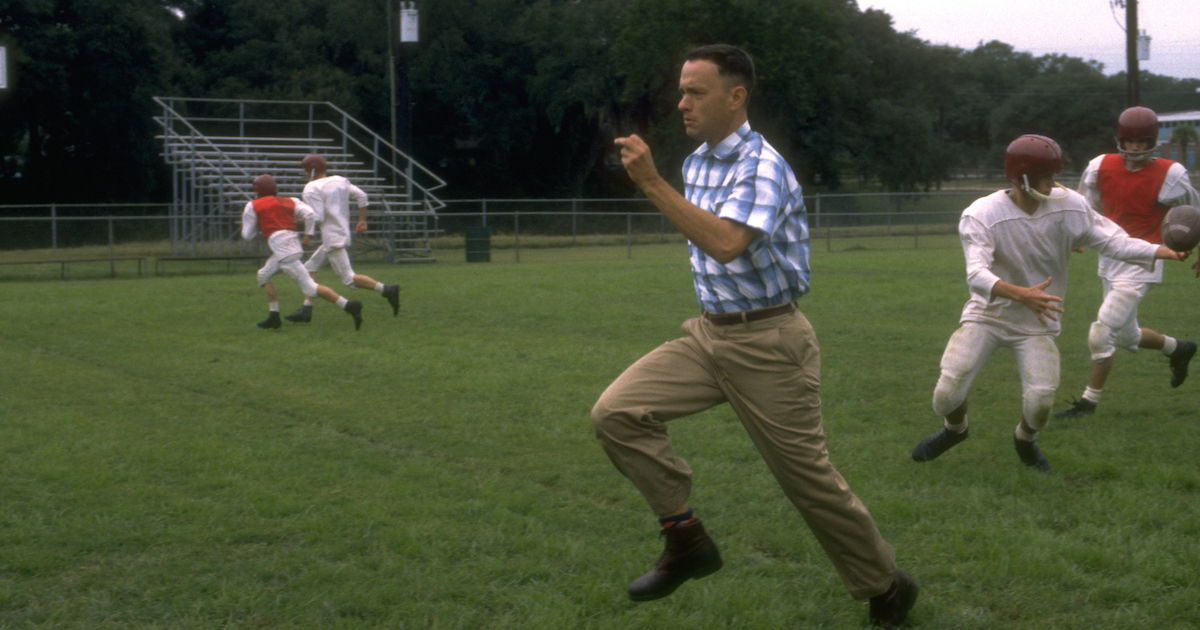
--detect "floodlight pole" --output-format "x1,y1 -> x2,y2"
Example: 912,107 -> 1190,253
388,1 -> 396,187
1125,0 -> 1139,106
395,1 -> 418,202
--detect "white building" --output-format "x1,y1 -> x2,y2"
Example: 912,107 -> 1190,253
1157,110 -> 1200,168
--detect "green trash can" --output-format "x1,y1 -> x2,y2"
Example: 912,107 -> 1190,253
465,226 -> 491,263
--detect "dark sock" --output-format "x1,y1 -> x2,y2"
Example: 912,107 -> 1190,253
659,508 -> 698,529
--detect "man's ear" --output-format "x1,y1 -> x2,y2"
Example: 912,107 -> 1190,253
728,85 -> 747,111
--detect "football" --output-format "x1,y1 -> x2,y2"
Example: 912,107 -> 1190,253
1161,205 -> 1200,252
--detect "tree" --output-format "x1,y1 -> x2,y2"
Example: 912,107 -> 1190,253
609,0 -> 850,190
1169,125 -> 1198,167
0,0 -> 179,203
835,8 -> 959,190
987,54 -> 1119,173
170,0 -> 389,125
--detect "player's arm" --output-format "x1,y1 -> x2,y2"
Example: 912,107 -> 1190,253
1160,164 -> 1200,208
355,206 -> 368,234
990,278 -> 1063,324
350,183 -> 370,234
293,199 -> 317,247
292,200 -> 317,236
1154,246 -> 1189,261
1083,210 -> 1188,265
615,134 -> 758,263
240,202 -> 258,240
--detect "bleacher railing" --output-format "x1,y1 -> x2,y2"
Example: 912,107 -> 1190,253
153,97 -> 446,261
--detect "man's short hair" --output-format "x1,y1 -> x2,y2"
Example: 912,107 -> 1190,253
686,44 -> 755,98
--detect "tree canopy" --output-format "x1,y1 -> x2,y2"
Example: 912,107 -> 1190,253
1,0 -> 1198,203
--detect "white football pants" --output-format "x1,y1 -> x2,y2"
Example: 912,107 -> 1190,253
932,323 -> 1060,431
1088,279 -> 1151,362
304,244 -> 357,286
258,231 -> 320,297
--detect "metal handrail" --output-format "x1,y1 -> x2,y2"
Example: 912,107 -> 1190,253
152,96 -> 446,198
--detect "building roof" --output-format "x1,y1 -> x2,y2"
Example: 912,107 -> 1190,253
1159,111 -> 1200,123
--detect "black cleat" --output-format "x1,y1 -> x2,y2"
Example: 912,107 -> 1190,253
869,570 -> 919,629
911,426 -> 968,462
284,304 -> 313,323
382,284 -> 401,316
1169,340 -> 1196,388
345,300 -> 363,330
256,311 -> 282,329
1014,436 -> 1050,472
1054,398 -> 1096,419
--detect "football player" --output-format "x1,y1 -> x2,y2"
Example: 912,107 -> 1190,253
911,135 -> 1188,471
282,154 -> 401,323
241,174 -> 363,330
1056,107 -> 1200,418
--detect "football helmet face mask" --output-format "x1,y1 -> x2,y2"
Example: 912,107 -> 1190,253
301,154 -> 327,180
252,174 -> 277,198
1005,135 -> 1068,201
1116,106 -> 1159,161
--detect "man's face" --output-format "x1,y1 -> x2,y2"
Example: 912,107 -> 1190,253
678,59 -> 737,146
1120,138 -> 1155,163
1028,172 -> 1057,197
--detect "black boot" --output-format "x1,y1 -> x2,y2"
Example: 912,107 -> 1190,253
345,300 -> 363,330
256,311 -> 282,329
284,304 -> 313,323
627,520 -> 723,601
869,570 -> 919,628
382,284 -> 401,316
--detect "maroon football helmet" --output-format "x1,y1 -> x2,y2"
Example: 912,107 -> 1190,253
1005,135 -> 1066,202
301,154 -> 327,178
1116,106 -> 1159,161
252,174 -> 277,198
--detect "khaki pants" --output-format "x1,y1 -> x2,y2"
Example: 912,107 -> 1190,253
591,308 -> 897,599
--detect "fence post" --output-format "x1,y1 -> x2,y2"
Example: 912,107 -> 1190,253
572,198 -> 578,245
887,194 -> 894,236
514,211 -> 520,263
914,212 -> 919,249
51,203 -> 58,257
627,212 -> 633,259
482,199 -> 488,228
818,194 -> 831,253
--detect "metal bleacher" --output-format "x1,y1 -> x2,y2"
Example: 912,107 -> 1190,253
154,97 -> 447,263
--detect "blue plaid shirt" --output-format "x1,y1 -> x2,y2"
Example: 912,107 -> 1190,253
683,122 -> 810,313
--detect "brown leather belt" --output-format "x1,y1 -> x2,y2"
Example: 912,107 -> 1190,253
702,302 -> 795,326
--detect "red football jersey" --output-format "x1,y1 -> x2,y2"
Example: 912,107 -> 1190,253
250,196 -> 297,239
1097,154 -> 1175,243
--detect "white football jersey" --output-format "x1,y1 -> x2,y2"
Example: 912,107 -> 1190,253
303,175 -> 369,248
957,188 -> 1158,337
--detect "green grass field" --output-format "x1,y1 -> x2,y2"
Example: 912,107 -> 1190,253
1,242 -> 1198,629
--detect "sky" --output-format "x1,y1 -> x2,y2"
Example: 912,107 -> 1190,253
863,0 -> 1200,85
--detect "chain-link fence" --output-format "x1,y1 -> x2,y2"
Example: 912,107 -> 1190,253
0,190 -> 1005,268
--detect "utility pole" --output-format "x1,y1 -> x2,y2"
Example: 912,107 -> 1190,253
398,1 -> 417,200
1125,0 -> 1139,106
389,1 -> 419,198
